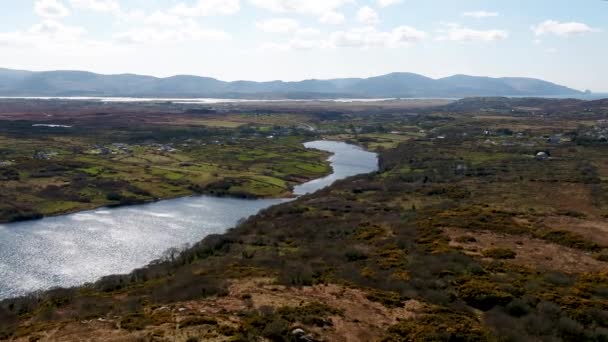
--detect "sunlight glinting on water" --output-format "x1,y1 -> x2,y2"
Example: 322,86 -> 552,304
0,141 -> 377,299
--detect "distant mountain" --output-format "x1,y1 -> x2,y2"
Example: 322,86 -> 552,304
0,68 -> 583,98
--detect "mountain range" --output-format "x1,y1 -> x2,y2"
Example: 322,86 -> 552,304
0,68 -> 584,99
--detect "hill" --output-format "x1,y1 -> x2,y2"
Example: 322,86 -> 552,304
0,68 -> 582,98
1,102 -> 607,341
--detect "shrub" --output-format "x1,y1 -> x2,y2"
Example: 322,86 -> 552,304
179,316 -> 218,328
458,279 -> 514,311
383,310 -> 492,341
593,250 -> 608,262
277,302 -> 342,326
0,307 -> 16,340
345,248 -> 368,262
236,303 -> 341,341
543,272 -> 575,287
482,248 -> 516,260
261,318 -> 289,340
120,314 -> 153,331
366,289 -> 408,308
540,230 -> 600,252
106,192 -> 123,201
456,235 -> 477,243
505,299 -> 531,317
556,210 -> 587,219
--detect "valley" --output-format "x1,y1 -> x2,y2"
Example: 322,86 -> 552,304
1,97 -> 607,341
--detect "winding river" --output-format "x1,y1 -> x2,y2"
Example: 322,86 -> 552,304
0,141 -> 378,300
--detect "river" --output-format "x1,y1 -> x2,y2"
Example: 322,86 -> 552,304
0,141 -> 377,299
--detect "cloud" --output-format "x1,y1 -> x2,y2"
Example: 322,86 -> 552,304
30,19 -> 85,39
533,20 -> 598,36
113,21 -> 231,44
0,19 -> 86,48
356,6 -> 379,25
250,0 -> 352,24
295,27 -> 321,36
170,0 -> 240,17
331,26 -> 427,48
68,0 -> 120,13
437,24 -> 508,42
377,0 -> 402,8
35,0 -> 70,18
249,0 -> 352,13
113,9 -> 187,30
261,37 -> 329,51
462,11 -> 499,19
144,11 -> 185,27
319,12 -> 345,25
260,25 -> 427,51
256,18 -> 300,33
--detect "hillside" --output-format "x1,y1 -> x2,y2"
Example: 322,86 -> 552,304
0,68 -> 582,98
1,101 -> 607,341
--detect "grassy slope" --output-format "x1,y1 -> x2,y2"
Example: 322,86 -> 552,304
2,110 -> 608,341
0,131 -> 332,223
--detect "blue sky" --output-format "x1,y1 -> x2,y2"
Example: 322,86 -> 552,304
1,0 -> 607,91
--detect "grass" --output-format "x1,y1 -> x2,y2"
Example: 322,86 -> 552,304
0,120 -> 332,222
1,98 -> 608,341
37,201 -> 83,215
482,248 -> 517,259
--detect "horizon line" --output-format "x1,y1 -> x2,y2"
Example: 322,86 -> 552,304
1,66 -> 595,92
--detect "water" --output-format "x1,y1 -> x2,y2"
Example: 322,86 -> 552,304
0,96 -> 399,104
0,141 -> 377,299
1,94 -> 605,103
294,141 -> 378,195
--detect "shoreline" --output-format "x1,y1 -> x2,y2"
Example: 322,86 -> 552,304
0,140 -> 376,300
0,144 -> 336,225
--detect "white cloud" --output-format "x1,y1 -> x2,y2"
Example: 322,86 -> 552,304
144,11 -> 184,27
319,12 -> 345,25
533,20 -> 598,37
356,6 -> 379,25
105,5 -> 234,44
261,37 -> 329,51
35,0 -> 70,18
113,21 -> 231,44
462,11 -> 499,19
113,9 -> 186,29
0,20 -> 86,47
249,0 -> 352,13
256,18 -> 300,33
295,27 -> 321,36
250,0 -> 352,24
331,26 -> 427,48
170,0 -> 240,17
377,0 -> 402,8
260,25 -> 427,51
68,0 -> 120,13
30,19 -> 85,39
437,24 -> 508,42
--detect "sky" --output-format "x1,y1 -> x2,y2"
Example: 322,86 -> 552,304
1,0 -> 607,92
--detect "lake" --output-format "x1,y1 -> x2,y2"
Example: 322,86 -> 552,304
0,96 -> 399,103
0,141 -> 377,299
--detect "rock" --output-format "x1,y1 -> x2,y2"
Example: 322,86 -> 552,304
292,328 -> 306,336
535,151 -> 549,160
292,329 -> 317,342
300,335 -> 317,342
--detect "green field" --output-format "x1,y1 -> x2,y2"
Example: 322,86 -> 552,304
0,112 -> 332,222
